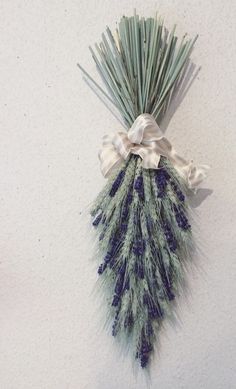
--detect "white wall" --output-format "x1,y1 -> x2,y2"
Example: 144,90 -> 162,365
0,1 -> 236,388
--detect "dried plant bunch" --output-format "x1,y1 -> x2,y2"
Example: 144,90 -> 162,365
78,13 -> 207,369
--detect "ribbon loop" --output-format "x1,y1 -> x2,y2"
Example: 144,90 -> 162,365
99,113 -> 209,189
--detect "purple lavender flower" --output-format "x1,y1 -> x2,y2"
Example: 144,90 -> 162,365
155,168 -> 169,198
121,206 -> 129,220
126,191 -> 133,205
97,263 -> 107,275
104,252 -> 112,264
140,353 -> 149,368
167,289 -> 175,301
97,251 -> 113,275
133,238 -> 146,256
137,331 -> 153,368
99,232 -> 104,241
120,222 -> 128,233
141,339 -> 153,354
119,187 -> 133,234
105,236 -> 120,264
123,276 -> 130,291
134,175 -> 144,200
110,235 -> 121,255
111,294 -> 120,307
109,170 -> 125,197
159,265 -> 175,301
162,222 -> 177,252
146,217 -> 154,236
143,292 -> 163,318
124,311 -> 133,328
114,274 -> 124,296
112,323 -> 118,337
118,260 -> 126,276
146,321 -> 153,336
112,310 -> 119,336
108,257 -> 116,269
92,212 -> 102,226
174,205 -> 191,230
122,189 -> 133,216
134,261 -> 145,279
171,181 -> 185,202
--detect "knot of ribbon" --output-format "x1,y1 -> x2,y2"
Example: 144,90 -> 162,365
99,113 -> 209,189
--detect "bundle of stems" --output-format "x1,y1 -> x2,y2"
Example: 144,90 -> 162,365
78,12 -> 197,127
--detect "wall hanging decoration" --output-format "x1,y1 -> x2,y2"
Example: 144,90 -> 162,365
78,12 -> 209,368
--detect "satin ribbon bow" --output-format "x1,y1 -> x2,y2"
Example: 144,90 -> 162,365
99,113 -> 209,189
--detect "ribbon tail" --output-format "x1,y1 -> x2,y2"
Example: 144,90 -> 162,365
99,132 -> 132,178
99,145 -> 124,178
187,163 -> 210,189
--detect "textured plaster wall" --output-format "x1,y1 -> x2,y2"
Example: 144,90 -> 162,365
0,1 -> 236,388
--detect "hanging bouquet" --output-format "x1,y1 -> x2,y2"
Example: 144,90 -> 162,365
78,12 -> 209,368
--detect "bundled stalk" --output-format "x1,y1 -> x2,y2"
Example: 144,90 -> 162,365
78,13 -> 208,368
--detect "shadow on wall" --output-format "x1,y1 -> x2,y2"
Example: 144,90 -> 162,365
159,59 -> 201,132
159,59 -> 213,207
189,188 -> 213,208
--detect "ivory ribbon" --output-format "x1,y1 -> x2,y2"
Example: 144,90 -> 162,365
99,113 -> 209,189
